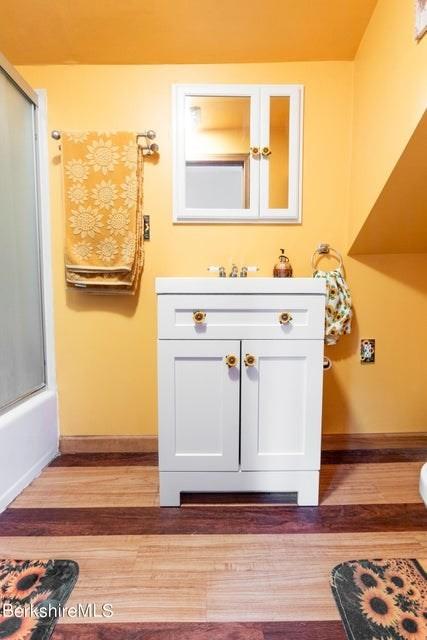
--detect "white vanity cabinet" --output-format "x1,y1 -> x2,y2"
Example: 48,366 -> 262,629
156,278 -> 326,506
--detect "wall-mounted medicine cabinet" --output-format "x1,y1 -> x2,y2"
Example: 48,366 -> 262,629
172,84 -> 303,223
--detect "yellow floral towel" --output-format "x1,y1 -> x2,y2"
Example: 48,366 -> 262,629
62,131 -> 144,293
313,268 -> 352,345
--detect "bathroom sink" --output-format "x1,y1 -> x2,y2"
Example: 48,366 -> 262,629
155,277 -> 325,295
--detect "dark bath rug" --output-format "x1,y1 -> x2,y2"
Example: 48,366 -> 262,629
331,559 -> 427,640
0,559 -> 79,640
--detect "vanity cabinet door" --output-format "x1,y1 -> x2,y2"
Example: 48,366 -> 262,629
158,340 -> 240,471
240,340 -> 323,471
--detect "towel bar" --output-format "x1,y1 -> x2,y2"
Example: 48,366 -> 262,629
51,129 -> 159,155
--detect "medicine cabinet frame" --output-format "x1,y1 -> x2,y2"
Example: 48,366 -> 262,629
172,83 -> 303,223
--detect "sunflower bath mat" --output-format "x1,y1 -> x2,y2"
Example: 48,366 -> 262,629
0,559 -> 79,640
331,559 -> 427,640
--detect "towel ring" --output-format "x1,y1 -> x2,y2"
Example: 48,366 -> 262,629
311,243 -> 343,271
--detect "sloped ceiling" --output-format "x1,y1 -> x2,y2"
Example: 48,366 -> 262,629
0,0 -> 377,65
349,112 -> 427,255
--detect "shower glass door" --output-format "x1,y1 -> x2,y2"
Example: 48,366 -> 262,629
0,65 -> 46,411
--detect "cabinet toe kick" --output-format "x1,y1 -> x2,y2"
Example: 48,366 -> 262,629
159,471 -> 320,508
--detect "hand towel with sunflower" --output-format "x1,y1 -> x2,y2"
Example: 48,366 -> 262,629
62,131 -> 144,293
313,268 -> 352,345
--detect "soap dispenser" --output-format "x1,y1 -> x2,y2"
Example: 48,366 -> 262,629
273,249 -> 293,278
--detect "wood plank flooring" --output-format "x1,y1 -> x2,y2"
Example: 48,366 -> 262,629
0,442 -> 425,639
321,432 -> 427,449
2,503 -> 427,535
51,621 -> 347,639
9,461 -> 424,508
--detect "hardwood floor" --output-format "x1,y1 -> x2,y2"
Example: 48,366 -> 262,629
9,461 -> 424,508
321,432 -> 427,450
51,621 -> 347,639
2,503 -> 427,535
321,447 -> 427,463
50,452 -> 159,467
0,443 -> 425,639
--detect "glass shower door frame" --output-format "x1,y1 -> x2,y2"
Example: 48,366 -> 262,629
0,55 -> 47,412
0,53 -> 58,513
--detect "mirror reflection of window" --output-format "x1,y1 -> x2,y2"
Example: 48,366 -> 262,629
184,96 -> 250,209
269,96 -> 290,209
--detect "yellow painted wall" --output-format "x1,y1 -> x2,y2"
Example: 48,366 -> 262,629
350,0 -> 427,242
18,59 -> 427,436
342,0 -> 427,433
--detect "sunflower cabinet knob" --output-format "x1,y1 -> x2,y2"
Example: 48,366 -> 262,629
244,353 -> 256,367
193,310 -> 206,324
225,354 -> 238,368
279,311 -> 292,325
250,146 -> 260,157
261,146 -> 272,157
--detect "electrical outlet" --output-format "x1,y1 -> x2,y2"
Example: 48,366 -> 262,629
143,215 -> 150,240
360,339 -> 375,363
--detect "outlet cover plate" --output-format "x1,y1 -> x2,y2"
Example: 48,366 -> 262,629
361,339 -> 375,363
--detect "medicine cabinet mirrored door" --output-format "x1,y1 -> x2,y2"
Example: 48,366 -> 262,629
173,84 -> 303,223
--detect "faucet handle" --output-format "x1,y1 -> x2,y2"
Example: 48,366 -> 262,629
240,265 -> 260,277
207,265 -> 226,277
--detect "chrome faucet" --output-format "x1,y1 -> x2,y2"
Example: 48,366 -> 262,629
208,264 -> 258,277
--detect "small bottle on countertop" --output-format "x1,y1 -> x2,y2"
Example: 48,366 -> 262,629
273,248 -> 293,277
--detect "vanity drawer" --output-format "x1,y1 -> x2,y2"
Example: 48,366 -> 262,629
158,294 -> 325,340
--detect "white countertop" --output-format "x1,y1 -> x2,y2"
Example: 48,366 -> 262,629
155,277 -> 326,295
